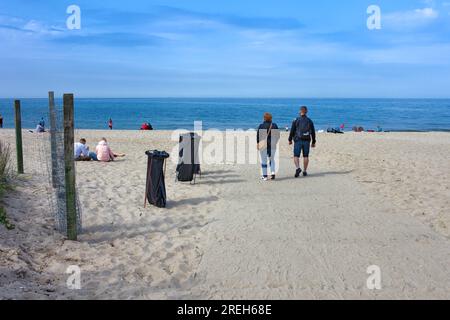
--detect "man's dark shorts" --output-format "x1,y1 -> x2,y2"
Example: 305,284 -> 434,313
294,140 -> 311,158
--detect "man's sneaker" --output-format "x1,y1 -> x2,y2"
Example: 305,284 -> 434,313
271,174 -> 276,180
295,168 -> 302,178
303,171 -> 308,177
261,176 -> 268,181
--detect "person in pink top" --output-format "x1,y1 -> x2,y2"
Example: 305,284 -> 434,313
95,138 -> 125,162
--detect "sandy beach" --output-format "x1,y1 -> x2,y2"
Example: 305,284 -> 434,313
1,129 -> 450,299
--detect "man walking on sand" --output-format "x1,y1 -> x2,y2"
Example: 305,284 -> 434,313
289,106 -> 316,178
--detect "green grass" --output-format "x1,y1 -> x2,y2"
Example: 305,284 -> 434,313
0,140 -> 12,184
0,206 -> 15,230
0,140 -> 15,230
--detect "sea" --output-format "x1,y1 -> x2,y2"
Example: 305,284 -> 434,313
0,98 -> 449,132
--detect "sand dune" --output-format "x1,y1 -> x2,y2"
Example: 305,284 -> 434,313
1,130 -> 449,299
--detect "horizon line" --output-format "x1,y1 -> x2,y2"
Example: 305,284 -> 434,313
1,96 -> 450,100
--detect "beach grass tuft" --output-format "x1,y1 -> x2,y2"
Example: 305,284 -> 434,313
0,206 -> 15,230
0,140 -> 15,230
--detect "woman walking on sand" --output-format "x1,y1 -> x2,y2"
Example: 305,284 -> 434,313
257,112 -> 280,181
108,118 -> 113,130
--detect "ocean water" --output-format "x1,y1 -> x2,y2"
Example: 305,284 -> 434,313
0,98 -> 449,132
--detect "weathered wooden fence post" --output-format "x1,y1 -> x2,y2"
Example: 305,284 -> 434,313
14,100 -> 24,174
63,94 -> 77,241
48,91 -> 58,188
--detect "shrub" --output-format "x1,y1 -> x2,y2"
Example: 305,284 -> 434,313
0,206 -> 15,230
0,140 -> 14,230
0,140 -> 12,190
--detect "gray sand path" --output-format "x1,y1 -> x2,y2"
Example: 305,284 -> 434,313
188,157 -> 450,299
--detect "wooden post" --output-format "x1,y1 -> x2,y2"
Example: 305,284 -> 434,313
14,100 -> 24,174
48,91 -> 58,188
63,94 -> 77,241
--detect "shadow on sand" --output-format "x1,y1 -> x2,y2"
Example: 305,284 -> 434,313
82,212 -> 219,244
190,169 -> 245,185
274,170 -> 353,181
167,196 -> 219,208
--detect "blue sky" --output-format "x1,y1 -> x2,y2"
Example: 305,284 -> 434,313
1,0 -> 450,98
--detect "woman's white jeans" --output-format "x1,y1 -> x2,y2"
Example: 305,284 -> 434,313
260,150 -> 276,177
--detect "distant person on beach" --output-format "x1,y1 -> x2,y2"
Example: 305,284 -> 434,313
0,114 -> 3,128
95,138 -> 125,162
140,122 -> 153,130
257,112 -> 280,181
289,106 -> 316,178
35,124 -> 45,133
34,117 -> 46,133
74,138 -> 97,161
108,118 -> 113,130
327,127 -> 344,134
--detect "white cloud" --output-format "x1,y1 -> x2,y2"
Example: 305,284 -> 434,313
23,20 -> 45,32
384,7 -> 439,30
416,7 -> 439,18
360,43 -> 450,65
0,15 -> 63,36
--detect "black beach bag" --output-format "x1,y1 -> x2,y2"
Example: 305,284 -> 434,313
176,133 -> 201,182
145,150 -> 170,208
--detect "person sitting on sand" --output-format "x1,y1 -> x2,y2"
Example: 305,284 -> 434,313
327,127 -> 344,134
140,122 -> 153,130
32,117 -> 46,133
74,138 -> 98,161
257,112 -> 280,181
35,123 -> 45,133
95,138 -> 125,162
39,117 -> 45,129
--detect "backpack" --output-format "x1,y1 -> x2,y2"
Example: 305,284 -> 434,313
294,117 -> 312,141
